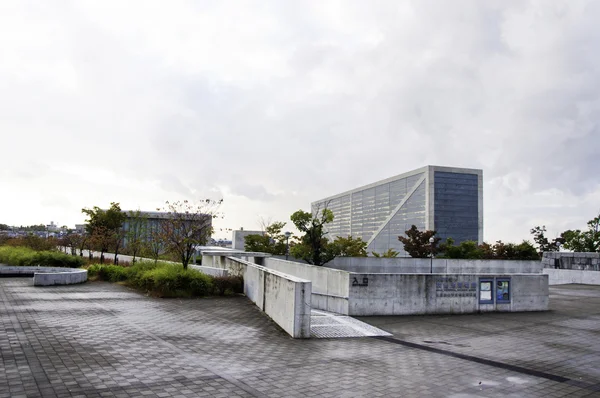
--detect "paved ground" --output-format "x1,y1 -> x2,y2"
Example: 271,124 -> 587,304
1,279 -> 599,398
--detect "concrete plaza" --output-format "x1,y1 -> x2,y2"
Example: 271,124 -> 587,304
1,278 -> 599,397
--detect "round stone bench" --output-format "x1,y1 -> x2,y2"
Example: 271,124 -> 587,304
0,266 -> 87,286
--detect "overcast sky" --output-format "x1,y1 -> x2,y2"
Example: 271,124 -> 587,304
1,0 -> 599,242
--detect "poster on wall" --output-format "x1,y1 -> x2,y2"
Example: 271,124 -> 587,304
497,280 -> 510,301
480,281 -> 492,301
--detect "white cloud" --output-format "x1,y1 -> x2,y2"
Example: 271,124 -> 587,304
0,0 -> 598,241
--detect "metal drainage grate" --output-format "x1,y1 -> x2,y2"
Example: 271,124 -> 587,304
310,310 -> 392,339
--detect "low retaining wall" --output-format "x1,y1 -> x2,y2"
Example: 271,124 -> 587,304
543,268 -> 600,285
0,266 -> 88,286
204,255 -> 311,338
542,252 -> 600,271
188,265 -> 229,277
326,257 -> 543,274
263,258 -> 350,313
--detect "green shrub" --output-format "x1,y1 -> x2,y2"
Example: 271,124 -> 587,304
0,246 -> 85,268
132,265 -> 213,297
212,276 -> 244,296
85,260 -> 241,298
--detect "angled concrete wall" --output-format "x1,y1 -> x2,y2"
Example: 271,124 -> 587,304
206,255 -> 311,338
327,257 -> 543,275
263,257 -> 350,314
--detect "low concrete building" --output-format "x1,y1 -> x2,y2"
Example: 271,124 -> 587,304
202,253 -> 549,317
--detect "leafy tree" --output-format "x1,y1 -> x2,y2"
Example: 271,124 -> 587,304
372,248 -> 400,258
439,238 -> 482,259
0,223 -> 9,231
125,210 -> 148,264
438,239 -> 539,260
530,226 -> 562,255
333,236 -> 368,257
157,199 -> 222,269
145,228 -> 164,264
290,208 -> 338,266
82,202 -> 127,264
398,225 -> 441,258
244,221 -> 289,255
560,213 -> 600,252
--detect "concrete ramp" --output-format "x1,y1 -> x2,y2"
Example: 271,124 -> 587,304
310,310 -> 391,338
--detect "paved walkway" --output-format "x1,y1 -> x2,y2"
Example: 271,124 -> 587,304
1,278 -> 599,397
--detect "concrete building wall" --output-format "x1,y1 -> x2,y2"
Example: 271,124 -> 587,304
231,230 -> 263,250
347,273 -> 548,316
326,257 -> 543,274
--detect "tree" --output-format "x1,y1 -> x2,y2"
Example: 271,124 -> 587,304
290,208 -> 338,266
398,225 -> 441,258
82,202 -> 127,264
333,236 -> 367,257
560,213 -> 600,252
372,249 -> 400,258
125,210 -> 148,264
438,239 -> 540,260
530,226 -> 562,255
439,238 -> 482,259
145,229 -> 163,264
244,221 -> 289,255
157,199 -> 222,269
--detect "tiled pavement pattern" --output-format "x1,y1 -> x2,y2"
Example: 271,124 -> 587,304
0,280 -> 599,398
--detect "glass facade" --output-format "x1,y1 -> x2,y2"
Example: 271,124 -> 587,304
312,166 -> 482,256
433,171 -> 479,243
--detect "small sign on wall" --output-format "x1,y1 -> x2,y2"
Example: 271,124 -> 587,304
352,277 -> 369,287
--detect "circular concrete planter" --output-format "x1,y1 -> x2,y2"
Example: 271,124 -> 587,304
0,266 -> 87,286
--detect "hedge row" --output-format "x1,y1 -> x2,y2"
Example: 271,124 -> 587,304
0,246 -> 85,268
87,261 -> 243,298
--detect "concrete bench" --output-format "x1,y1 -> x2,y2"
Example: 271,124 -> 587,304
0,266 -> 88,286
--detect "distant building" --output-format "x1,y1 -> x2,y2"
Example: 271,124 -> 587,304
312,165 -> 483,256
232,230 -> 263,250
121,210 -> 213,247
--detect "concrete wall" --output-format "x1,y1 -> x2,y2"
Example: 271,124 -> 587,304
189,264 -> 229,277
0,266 -> 88,286
327,257 -> 543,275
543,268 -> 600,285
208,255 -> 312,338
263,257 -> 351,314
231,230 -> 263,250
347,273 -> 548,316
542,252 -> 600,271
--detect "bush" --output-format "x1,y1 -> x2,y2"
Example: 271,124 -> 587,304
87,264 -> 130,282
88,261 -> 218,298
0,246 -> 85,268
131,265 -> 213,297
211,276 -> 244,296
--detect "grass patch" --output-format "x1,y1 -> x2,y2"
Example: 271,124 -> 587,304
0,246 -> 85,268
87,261 -> 243,298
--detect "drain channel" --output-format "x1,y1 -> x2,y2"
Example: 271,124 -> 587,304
373,336 -> 599,392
